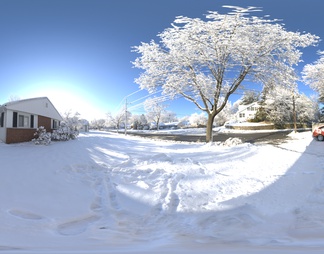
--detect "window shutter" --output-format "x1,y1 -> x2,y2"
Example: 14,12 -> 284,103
0,112 -> 4,127
13,112 -> 17,127
30,115 -> 34,128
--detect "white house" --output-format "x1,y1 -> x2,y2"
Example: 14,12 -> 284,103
236,102 -> 260,122
0,97 -> 63,144
78,119 -> 89,132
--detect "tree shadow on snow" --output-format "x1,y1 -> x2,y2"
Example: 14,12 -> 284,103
195,137 -> 324,246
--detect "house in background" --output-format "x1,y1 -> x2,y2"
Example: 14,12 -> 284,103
236,102 -> 260,122
0,97 -> 63,144
78,119 -> 89,132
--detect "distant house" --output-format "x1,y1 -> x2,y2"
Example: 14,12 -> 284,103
150,122 -> 180,130
236,102 -> 260,122
0,97 -> 63,144
78,119 -> 89,132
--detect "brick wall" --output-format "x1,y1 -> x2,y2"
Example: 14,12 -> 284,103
38,115 -> 52,131
6,128 -> 36,144
5,116 -> 53,144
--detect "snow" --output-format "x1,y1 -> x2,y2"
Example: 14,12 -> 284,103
1,130 -> 324,253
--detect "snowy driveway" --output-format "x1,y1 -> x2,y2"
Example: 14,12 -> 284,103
0,131 -> 323,253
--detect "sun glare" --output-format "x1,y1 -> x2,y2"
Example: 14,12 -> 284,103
22,82 -> 107,121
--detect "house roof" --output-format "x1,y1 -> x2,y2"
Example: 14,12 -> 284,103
0,97 -> 63,121
237,102 -> 260,114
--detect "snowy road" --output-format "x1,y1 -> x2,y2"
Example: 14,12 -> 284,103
126,129 -> 294,144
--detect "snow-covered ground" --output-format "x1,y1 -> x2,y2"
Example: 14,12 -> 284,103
1,130 -> 324,253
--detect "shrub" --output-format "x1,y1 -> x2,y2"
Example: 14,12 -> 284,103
51,121 -> 79,141
33,126 -> 51,145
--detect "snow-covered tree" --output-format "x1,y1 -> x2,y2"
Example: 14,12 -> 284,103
130,114 -> 148,130
261,87 -> 315,128
302,51 -> 324,102
90,119 -> 106,130
133,6 -> 318,142
214,101 -> 233,126
265,88 -> 294,127
62,111 -> 82,131
105,112 -> 116,128
160,110 -> 177,123
106,111 -> 131,131
310,95 -> 324,122
231,99 -> 242,115
295,94 -> 317,124
240,91 -> 259,105
178,116 -> 190,128
8,95 -> 21,102
144,97 -> 167,130
189,112 -> 207,127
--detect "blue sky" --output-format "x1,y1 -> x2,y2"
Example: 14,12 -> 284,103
0,0 -> 323,120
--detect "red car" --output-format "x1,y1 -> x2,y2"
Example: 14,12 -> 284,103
313,125 -> 324,141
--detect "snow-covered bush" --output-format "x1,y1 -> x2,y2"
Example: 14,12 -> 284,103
51,121 -> 78,141
223,137 -> 243,147
33,126 -> 51,145
189,113 -> 207,127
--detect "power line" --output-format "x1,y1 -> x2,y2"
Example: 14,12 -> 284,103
128,94 -> 172,111
114,88 -> 143,112
128,89 -> 163,104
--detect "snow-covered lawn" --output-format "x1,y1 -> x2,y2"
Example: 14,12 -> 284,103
1,130 -> 324,253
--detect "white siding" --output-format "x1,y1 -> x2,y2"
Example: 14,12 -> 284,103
6,110 -> 14,128
0,125 -> 5,142
236,102 -> 260,122
5,97 -> 62,121
0,110 -> 10,142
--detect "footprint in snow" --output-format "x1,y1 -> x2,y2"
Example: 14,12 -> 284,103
302,171 -> 316,175
57,215 -> 100,236
8,209 -> 44,220
150,153 -> 173,163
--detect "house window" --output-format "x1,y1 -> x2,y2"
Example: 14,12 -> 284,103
239,113 -> 245,118
18,114 -> 29,128
52,120 -> 59,129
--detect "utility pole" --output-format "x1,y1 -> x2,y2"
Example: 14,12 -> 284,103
125,98 -> 128,135
118,89 -> 143,136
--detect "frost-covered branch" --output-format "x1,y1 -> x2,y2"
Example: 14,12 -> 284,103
302,51 -> 324,102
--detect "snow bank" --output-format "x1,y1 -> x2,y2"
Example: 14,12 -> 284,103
0,131 -> 323,253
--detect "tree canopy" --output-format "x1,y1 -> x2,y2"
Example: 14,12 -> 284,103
133,6 -> 319,142
302,51 -> 324,103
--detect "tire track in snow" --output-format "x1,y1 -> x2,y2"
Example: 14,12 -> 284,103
55,164 -> 114,236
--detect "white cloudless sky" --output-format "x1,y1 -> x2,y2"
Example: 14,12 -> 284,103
0,0 -> 323,120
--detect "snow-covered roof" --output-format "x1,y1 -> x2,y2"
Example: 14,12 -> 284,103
237,101 -> 260,114
1,97 -> 63,121
79,119 -> 89,125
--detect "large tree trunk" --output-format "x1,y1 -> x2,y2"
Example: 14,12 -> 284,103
206,114 -> 215,143
156,119 -> 160,131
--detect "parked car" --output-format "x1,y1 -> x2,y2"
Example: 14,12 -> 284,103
313,125 -> 324,141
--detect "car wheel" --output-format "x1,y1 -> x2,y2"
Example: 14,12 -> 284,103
318,135 -> 324,141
